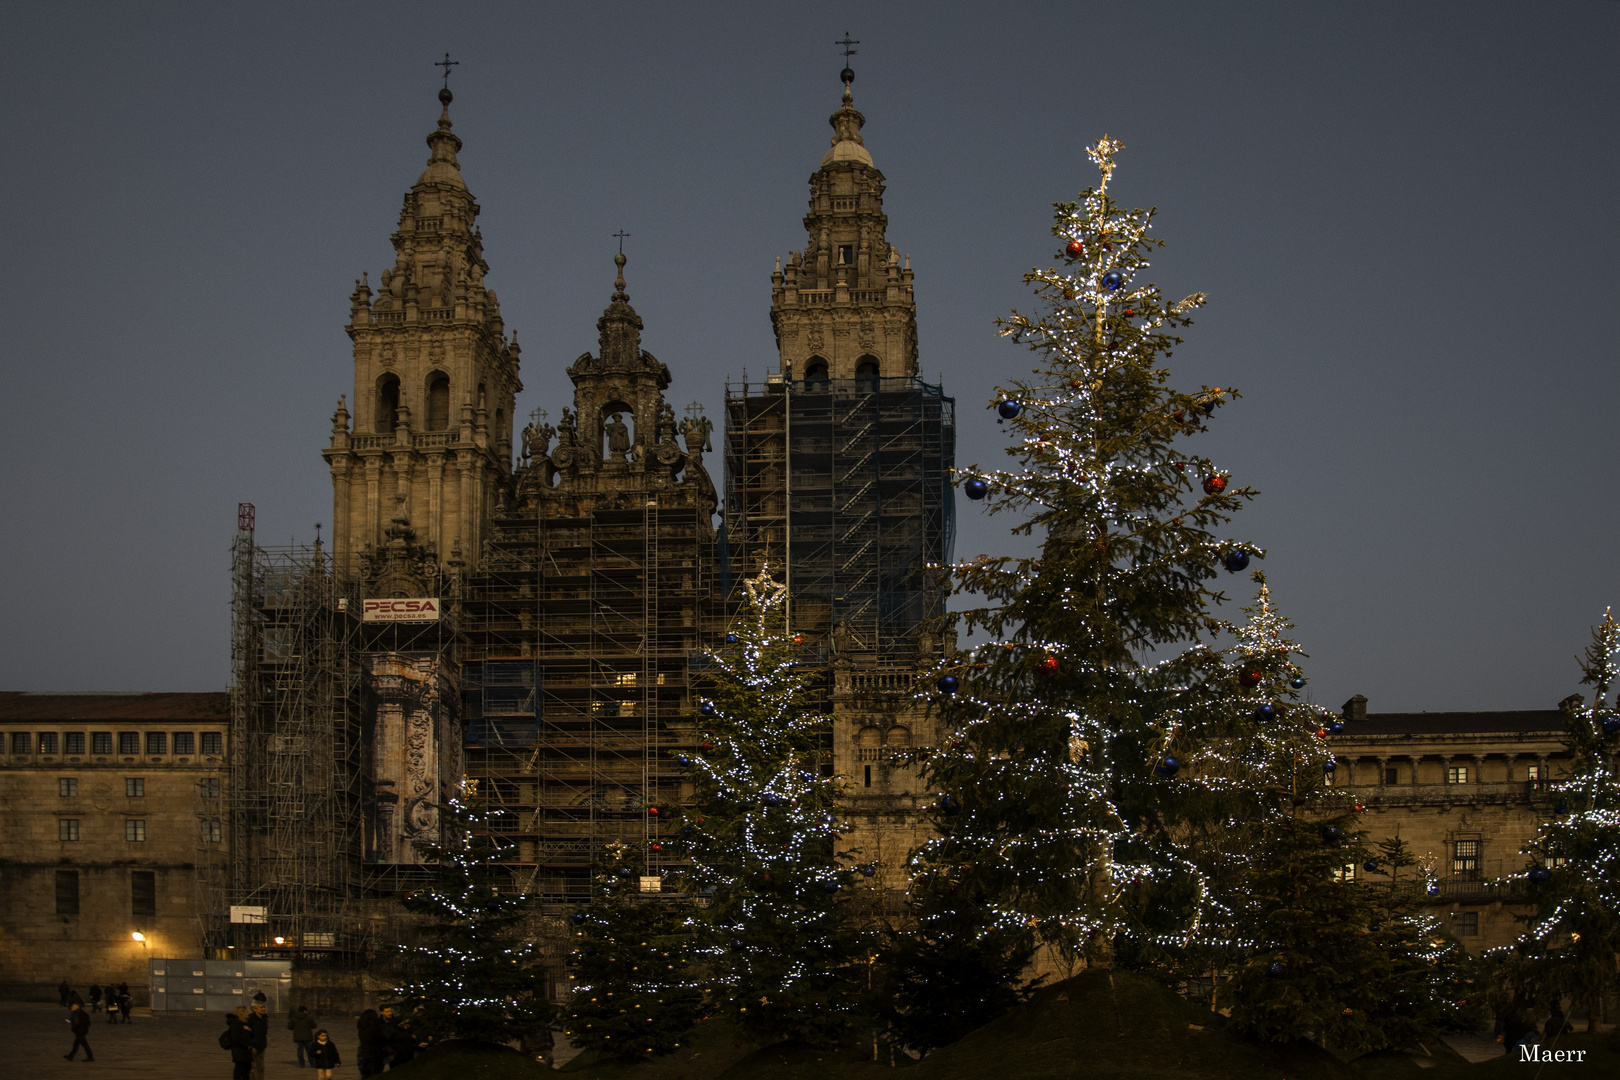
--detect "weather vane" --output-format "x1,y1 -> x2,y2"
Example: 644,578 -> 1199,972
613,229 -> 631,255
435,52 -> 459,90
835,32 -> 859,64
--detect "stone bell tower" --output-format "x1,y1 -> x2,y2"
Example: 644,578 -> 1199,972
323,86 -> 521,583
769,64 -> 918,381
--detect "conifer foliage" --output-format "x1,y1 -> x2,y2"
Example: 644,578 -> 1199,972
1519,610 -> 1620,1029
563,844 -> 702,1061
914,136 -> 1260,964
671,564 -> 863,1044
390,792 -> 553,1044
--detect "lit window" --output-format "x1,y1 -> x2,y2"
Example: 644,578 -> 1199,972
126,778 -> 145,798
200,817 -> 222,843
173,732 -> 195,755
1332,864 -> 1356,882
119,732 -> 140,755
125,820 -> 147,842
1446,766 -> 1468,784
59,778 -> 78,797
201,732 -> 223,755
1525,763 -> 1542,781
199,777 -> 221,798
1452,839 -> 1480,881
39,732 -> 58,754
66,732 -> 86,755
146,732 -> 167,755
10,732 -> 31,754
1452,911 -> 1479,937
59,819 -> 80,841
92,732 -> 112,755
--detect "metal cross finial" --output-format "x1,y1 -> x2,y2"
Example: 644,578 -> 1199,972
435,53 -> 459,89
836,32 -> 859,63
613,230 -> 631,255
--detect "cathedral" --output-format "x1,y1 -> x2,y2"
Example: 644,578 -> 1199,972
215,60 -> 954,955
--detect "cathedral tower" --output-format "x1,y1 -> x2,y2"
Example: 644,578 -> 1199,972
769,65 -> 918,381
324,87 -> 521,583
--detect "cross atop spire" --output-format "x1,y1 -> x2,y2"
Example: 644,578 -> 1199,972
835,32 -> 859,64
613,229 -> 631,255
435,52 -> 459,90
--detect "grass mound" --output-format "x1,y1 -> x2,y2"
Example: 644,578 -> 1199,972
558,1016 -> 758,1079
385,1040 -> 552,1080
909,969 -> 1358,1080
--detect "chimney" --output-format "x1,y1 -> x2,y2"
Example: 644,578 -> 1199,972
1343,695 -> 1367,724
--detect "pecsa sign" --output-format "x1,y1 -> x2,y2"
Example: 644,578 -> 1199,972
362,598 -> 442,623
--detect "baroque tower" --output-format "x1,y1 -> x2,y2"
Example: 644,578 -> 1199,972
324,87 -> 521,583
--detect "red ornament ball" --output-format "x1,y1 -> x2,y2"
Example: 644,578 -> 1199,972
1202,475 -> 1228,495
1039,655 -> 1061,675
647,806 -> 660,816
1238,670 -> 1263,689
792,633 -> 803,643
1065,239 -> 1084,258
1314,728 -> 1328,740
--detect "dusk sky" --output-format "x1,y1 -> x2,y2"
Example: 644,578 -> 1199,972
2,3 -> 1615,713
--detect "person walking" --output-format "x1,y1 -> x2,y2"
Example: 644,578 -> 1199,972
355,1009 -> 380,1078
226,1007 -> 255,1080
288,1005 -> 317,1067
63,1000 -> 94,1061
117,981 -> 129,1000
248,994 -> 270,1080
58,979 -> 72,1007
307,1030 -> 342,1080
117,990 -> 133,1023
88,983 -> 103,1013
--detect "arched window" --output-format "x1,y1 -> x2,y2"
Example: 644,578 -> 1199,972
855,356 -> 880,383
426,373 -> 450,431
885,725 -> 912,748
804,358 -> 829,383
376,375 -> 400,434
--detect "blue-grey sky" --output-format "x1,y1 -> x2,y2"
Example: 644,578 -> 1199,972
2,3 -> 1615,712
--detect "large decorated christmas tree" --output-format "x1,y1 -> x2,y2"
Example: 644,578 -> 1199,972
670,564 -> 866,1045
389,789 -> 554,1044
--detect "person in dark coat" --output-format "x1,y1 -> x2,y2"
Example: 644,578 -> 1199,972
227,1007 -> 255,1080
248,995 -> 270,1080
59,980 -> 72,1007
308,1030 -> 342,1080
117,991 -> 133,1023
88,983 -> 102,1013
1544,1007 -> 1572,1041
117,981 -> 129,999
288,1005 -> 318,1067
355,1009 -> 380,1078
63,1000 -> 94,1061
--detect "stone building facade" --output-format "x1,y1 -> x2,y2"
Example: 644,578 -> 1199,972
1327,696 -> 1579,952
0,693 -> 229,998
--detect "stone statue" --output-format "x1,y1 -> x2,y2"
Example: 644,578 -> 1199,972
557,407 -> 576,447
832,619 -> 857,654
605,412 -> 631,462
522,421 -> 553,462
682,413 -> 713,455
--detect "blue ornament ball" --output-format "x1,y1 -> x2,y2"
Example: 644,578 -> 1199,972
1267,961 -> 1285,978
963,478 -> 988,501
676,754 -> 690,767
1255,702 -> 1276,722
725,633 -> 738,644
1602,715 -> 1620,735
1329,721 -> 1346,735
570,911 -> 587,925
859,864 -> 876,878
1102,270 -> 1124,291
1370,923 -> 1382,932
729,938 -> 746,952
997,400 -> 1022,420
700,701 -> 717,717
1223,550 -> 1250,573
1363,860 -> 1379,873
1529,866 -> 1551,885
941,796 -> 961,817
615,866 -> 634,879
1555,803 -> 1570,815
1426,881 -> 1441,897
1155,757 -> 1181,778
822,880 -> 840,893
1289,675 -> 1306,690
937,675 -> 960,695
1321,825 -> 1342,843
1322,759 -> 1337,774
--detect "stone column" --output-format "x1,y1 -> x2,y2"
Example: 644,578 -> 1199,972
1473,754 -> 1487,785
365,457 -> 383,552
1407,755 -> 1421,785
330,457 -> 352,578
1377,756 -> 1391,786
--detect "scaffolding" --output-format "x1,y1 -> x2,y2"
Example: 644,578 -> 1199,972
457,494 -> 716,905
724,375 -> 956,658
207,504 -> 367,959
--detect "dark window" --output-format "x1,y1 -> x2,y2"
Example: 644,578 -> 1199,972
804,359 -> 829,382
172,732 -> 195,755
146,732 -> 167,755
201,732 -> 223,755
1452,911 -> 1479,937
200,817 -> 222,843
119,732 -> 140,755
376,375 -> 400,433
55,870 -> 79,915
199,777 -> 221,798
427,374 -> 450,431
855,358 -> 880,381
59,778 -> 77,797
131,870 -> 156,917
126,778 -> 145,797
1452,839 -> 1481,881
864,764 -> 872,788
1384,767 -> 1399,785
59,819 -> 80,841
39,732 -> 58,754
838,244 -> 853,264
9,732 -> 30,754
66,732 -> 86,755
92,732 -> 113,754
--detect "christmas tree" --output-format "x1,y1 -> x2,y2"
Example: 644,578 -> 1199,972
913,136 -> 1263,972
671,564 -> 864,1045
1517,610 -> 1620,1032
389,789 -> 554,1044
562,843 -> 702,1060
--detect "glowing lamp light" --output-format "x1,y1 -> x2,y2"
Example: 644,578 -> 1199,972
273,936 -> 286,945
130,932 -> 145,943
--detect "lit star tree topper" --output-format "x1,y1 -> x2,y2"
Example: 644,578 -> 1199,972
670,562 -> 865,1045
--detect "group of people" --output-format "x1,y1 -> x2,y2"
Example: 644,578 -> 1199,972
355,1006 -> 427,1074
57,979 -> 134,1022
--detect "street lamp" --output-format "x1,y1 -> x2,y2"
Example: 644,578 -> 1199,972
131,932 -> 145,943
